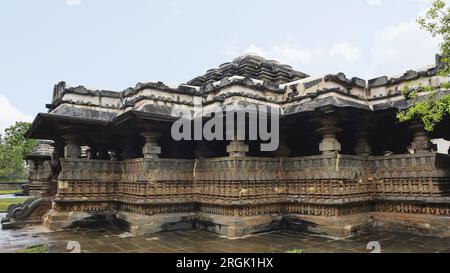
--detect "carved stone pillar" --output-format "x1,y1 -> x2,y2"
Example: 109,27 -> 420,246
141,132 -> 161,159
109,149 -> 119,161
317,116 -> 342,155
121,140 -> 140,160
227,140 -> 249,157
97,149 -> 111,160
226,126 -> 249,158
273,140 -> 291,157
86,147 -> 97,160
80,146 -> 89,159
121,145 -> 132,160
409,120 -> 435,154
194,141 -> 211,159
26,140 -> 55,197
63,135 -> 81,158
274,123 -> 291,157
354,128 -> 371,156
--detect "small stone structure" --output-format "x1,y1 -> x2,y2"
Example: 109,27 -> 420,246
26,140 -> 56,197
14,54 -> 450,237
1,141 -> 55,229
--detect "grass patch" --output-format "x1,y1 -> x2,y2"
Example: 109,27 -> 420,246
285,249 -> 304,254
0,190 -> 20,195
16,245 -> 48,253
0,197 -> 28,212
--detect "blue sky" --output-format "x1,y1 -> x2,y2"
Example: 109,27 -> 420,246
0,0 -> 441,133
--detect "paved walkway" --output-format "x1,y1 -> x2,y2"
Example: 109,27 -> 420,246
1,214 -> 449,253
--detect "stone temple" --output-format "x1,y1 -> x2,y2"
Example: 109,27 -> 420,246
3,54 -> 450,237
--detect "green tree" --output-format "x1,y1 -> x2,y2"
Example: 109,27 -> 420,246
0,122 -> 37,181
397,0 -> 450,131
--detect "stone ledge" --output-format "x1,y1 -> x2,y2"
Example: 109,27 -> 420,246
41,209 -> 450,238
372,212 -> 450,237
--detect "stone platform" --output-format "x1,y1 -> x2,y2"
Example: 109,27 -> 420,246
1,213 -> 450,253
41,208 -> 450,239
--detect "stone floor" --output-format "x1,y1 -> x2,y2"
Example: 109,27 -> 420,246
1,214 -> 449,253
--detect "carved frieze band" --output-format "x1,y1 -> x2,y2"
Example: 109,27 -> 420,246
53,153 -> 450,217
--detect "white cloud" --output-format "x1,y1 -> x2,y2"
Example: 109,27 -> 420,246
169,2 -> 182,15
226,41 -> 361,68
366,0 -> 382,6
368,19 -> 440,78
329,43 -> 362,62
0,94 -> 33,136
235,43 -> 313,64
66,0 -> 81,6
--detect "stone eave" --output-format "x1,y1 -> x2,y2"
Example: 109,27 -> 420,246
371,89 -> 450,111
25,113 -> 110,139
112,109 -> 179,127
125,82 -> 200,96
283,96 -> 371,117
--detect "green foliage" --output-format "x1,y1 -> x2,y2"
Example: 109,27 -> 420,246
0,122 -> 37,181
0,197 -> 29,212
0,190 -> 21,195
16,244 -> 48,254
418,0 -> 450,76
397,0 -> 450,131
397,92 -> 450,132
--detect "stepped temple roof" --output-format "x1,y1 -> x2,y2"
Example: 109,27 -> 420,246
27,54 -> 450,139
187,54 -> 310,86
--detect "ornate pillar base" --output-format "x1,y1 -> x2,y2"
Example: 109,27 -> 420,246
141,132 -> 161,159
409,121 -> 436,154
317,116 -> 342,155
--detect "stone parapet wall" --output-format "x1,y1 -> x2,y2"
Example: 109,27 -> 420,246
370,154 -> 450,198
53,153 -> 450,219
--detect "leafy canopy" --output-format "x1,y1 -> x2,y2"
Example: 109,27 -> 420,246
0,122 -> 37,181
397,0 -> 450,132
